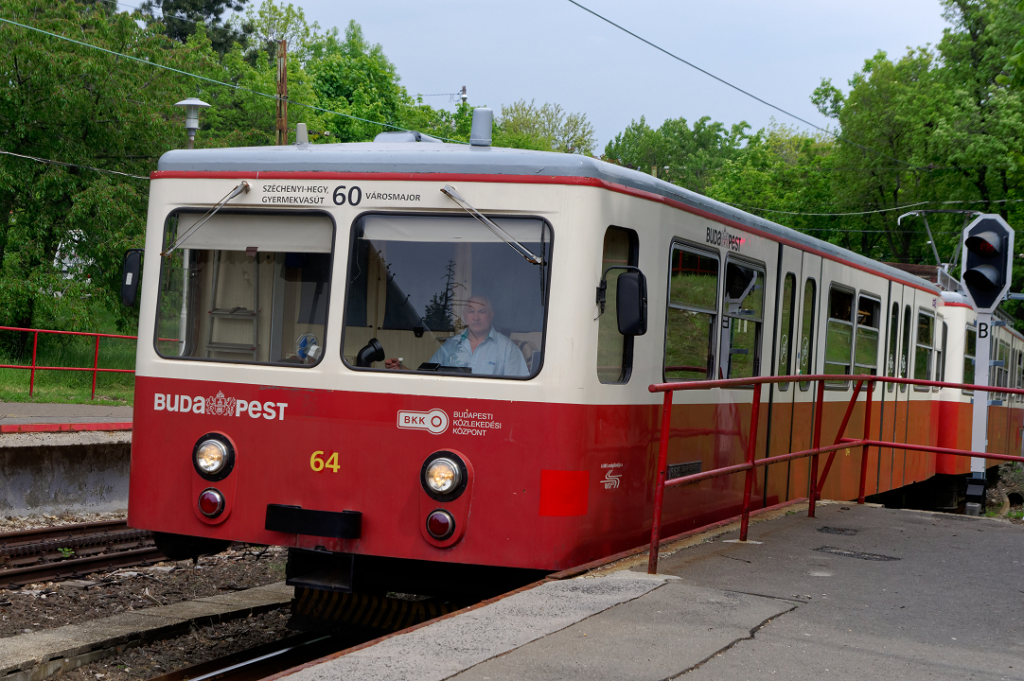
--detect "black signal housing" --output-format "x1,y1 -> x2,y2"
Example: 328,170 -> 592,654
962,217 -> 1014,312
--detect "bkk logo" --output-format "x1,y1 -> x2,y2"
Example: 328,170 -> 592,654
154,391 -> 288,420
397,408 -> 449,435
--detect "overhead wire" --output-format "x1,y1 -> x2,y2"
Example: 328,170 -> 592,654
728,197 -> 1024,217
0,149 -> 149,180
0,15 -> 467,144
565,0 -> 926,170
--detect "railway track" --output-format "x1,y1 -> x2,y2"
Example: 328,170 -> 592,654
148,633 -> 349,681
0,520 -> 164,588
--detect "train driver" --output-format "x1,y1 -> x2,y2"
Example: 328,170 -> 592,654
385,296 -> 529,377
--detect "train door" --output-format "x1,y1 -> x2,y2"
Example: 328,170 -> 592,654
764,245 -> 803,505
877,286 -> 901,494
890,286 -> 915,489
787,251 -> 822,500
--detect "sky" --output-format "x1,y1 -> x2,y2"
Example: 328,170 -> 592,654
293,0 -> 952,151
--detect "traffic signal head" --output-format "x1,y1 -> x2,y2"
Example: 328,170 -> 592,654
961,215 -> 1015,312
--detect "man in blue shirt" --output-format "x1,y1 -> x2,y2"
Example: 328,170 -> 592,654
385,296 -> 529,377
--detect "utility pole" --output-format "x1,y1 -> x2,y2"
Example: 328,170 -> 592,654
461,86 -> 467,104
276,40 -> 288,145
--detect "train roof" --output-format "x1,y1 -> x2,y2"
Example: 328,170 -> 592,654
157,140 -> 940,295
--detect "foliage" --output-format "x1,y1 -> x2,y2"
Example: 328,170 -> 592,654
138,0 -> 252,55
494,99 -> 596,154
0,0 -> 221,335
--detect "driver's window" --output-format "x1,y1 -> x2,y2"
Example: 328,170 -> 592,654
342,214 -> 551,379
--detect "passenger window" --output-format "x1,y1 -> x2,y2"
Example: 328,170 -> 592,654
886,303 -> 899,393
963,327 -> 976,389
824,287 -> 854,385
664,245 -> 719,380
1011,350 -> 1019,399
854,296 -> 880,376
935,321 -> 948,386
914,312 -> 934,383
778,273 -> 796,391
798,279 -> 816,391
900,305 -> 911,392
719,260 -> 765,380
597,227 -> 638,384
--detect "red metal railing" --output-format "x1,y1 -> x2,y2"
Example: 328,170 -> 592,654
646,373 -> 1024,574
0,326 -> 137,400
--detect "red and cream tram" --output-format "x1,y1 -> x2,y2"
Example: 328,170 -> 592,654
126,111 -> 1022,597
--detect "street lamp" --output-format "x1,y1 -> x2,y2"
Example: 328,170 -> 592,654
174,98 -> 211,149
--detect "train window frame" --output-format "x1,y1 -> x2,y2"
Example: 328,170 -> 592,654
798,278 -> 817,391
151,207 -> 338,368
933,320 -> 948,390
854,294 -> 881,377
777,273 -> 797,392
886,303 -> 899,393
1011,348 -> 1019,401
597,226 -> 639,385
913,309 -> 935,389
718,256 -> 766,383
900,304 -> 912,393
338,210 -> 554,381
963,324 -> 976,394
824,284 -> 856,388
663,240 -> 721,382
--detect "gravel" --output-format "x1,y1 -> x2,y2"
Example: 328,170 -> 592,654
61,608 -> 296,681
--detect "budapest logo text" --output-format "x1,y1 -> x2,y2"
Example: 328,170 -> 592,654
154,391 -> 288,420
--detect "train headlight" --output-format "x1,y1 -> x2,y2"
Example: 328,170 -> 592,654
192,434 -> 235,481
424,457 -> 461,495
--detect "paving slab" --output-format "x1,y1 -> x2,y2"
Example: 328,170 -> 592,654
284,573 -> 668,681
280,503 -> 1024,681
0,582 -> 293,681
451,581 -> 795,681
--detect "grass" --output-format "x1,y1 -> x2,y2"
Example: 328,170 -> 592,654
0,329 -> 136,406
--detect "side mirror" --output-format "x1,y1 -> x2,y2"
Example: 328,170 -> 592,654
121,249 -> 143,307
616,270 -> 647,336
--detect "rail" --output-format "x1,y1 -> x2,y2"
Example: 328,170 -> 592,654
0,325 -> 138,400
645,373 -> 1024,574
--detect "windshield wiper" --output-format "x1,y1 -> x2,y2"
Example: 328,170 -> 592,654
161,180 -> 251,256
440,185 -> 544,265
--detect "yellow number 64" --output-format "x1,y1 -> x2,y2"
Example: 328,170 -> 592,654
310,450 -> 340,473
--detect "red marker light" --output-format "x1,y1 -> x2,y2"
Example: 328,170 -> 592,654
976,241 -> 997,257
198,488 -> 225,517
426,510 -> 455,540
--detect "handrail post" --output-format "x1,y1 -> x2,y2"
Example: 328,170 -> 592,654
91,335 -> 100,400
739,383 -> 762,541
809,379 -> 825,518
648,391 -> 674,575
858,380 -> 875,503
29,331 -> 38,397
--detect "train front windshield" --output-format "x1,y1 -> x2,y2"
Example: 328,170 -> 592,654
343,214 -> 551,378
155,212 -> 333,365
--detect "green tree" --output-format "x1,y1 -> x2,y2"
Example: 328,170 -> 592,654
0,0 -> 226,334
138,0 -> 252,55
493,99 -> 596,154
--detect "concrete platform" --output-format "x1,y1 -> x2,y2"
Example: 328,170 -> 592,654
0,403 -> 132,430
0,581 -> 292,681
0,403 -> 133,515
281,503 -> 1024,681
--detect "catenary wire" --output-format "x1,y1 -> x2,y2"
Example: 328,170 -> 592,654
0,149 -> 149,180
565,0 -> 925,170
0,16 -> 467,144
727,197 -> 1024,217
